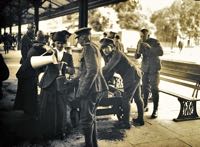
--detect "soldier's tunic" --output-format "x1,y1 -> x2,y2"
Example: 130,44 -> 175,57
103,50 -> 144,123
135,38 -> 163,109
76,42 -> 108,129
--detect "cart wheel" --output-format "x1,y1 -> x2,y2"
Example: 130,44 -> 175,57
70,109 -> 80,128
116,105 -> 123,121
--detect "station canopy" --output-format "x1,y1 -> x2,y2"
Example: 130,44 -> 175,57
0,0 -> 127,28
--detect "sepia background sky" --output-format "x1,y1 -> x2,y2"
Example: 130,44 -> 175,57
140,0 -> 176,11
140,0 -> 176,14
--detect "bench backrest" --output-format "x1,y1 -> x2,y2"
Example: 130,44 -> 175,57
160,60 -> 200,90
160,60 -> 200,82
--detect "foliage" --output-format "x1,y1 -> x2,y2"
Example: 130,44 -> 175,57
111,0 -> 149,30
151,0 -> 200,42
65,9 -> 109,32
150,1 -> 180,42
65,13 -> 78,29
88,9 -> 109,32
179,0 -> 200,39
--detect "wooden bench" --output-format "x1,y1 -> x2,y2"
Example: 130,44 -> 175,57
159,59 -> 200,122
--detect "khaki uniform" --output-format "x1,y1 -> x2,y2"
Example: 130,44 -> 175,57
135,38 -> 163,111
103,50 -> 144,124
76,42 -> 108,128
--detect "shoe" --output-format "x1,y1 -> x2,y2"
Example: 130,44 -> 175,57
132,118 -> 144,126
144,107 -> 149,112
150,110 -> 158,119
60,133 -> 66,140
55,133 -> 66,140
114,121 -> 131,129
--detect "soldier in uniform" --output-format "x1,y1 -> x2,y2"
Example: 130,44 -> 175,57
100,38 -> 144,129
74,27 -> 108,147
135,29 -> 163,119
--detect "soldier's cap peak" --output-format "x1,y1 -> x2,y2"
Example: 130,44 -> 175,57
140,28 -> 149,34
75,27 -> 91,38
100,38 -> 114,48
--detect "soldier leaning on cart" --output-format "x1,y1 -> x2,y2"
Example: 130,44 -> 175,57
100,38 -> 144,129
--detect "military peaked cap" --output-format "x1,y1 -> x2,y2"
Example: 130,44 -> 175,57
108,31 -> 117,39
74,27 -> 91,38
99,38 -> 114,49
140,28 -> 149,34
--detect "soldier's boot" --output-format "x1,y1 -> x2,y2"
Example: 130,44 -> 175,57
143,90 -> 149,112
83,125 -> 94,147
92,122 -> 98,147
121,102 -> 131,129
133,93 -> 145,126
114,101 -> 131,129
151,90 -> 159,119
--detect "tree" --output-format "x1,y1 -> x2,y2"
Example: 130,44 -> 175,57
64,9 -> 109,32
88,9 -> 109,32
65,13 -> 79,30
151,1 -> 180,44
151,0 -> 200,45
179,0 -> 200,44
111,0 -> 150,30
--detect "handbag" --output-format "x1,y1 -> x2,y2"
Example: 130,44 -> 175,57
56,75 -> 76,94
56,75 -> 67,92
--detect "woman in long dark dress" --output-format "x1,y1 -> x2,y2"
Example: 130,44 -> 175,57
38,30 -> 74,139
14,30 -> 46,118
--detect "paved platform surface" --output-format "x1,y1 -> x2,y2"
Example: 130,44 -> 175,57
0,49 -> 200,147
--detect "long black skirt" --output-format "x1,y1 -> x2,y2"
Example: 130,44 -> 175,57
14,77 -> 38,116
39,81 -> 67,139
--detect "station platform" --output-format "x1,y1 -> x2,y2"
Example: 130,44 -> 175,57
0,49 -> 200,147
